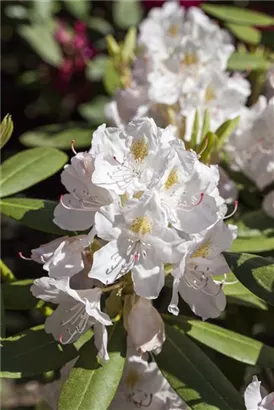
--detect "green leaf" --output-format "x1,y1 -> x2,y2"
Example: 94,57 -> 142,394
86,56 -> 108,81
225,23 -> 261,45
1,325 -> 93,378
155,324 -> 245,410
0,147 -> 67,198
224,252 -> 274,307
190,110 -> 199,149
1,288 -> 6,338
78,96 -> 108,125
0,114 -> 14,149
88,17 -> 113,35
164,315 -> 274,368
113,0 -> 143,29
19,123 -> 93,149
2,280 -> 38,310
236,210 -> 274,238
221,273 -> 267,310
0,197 -> 68,235
31,0 -> 53,21
201,109 -> 210,141
199,131 -> 216,163
64,0 -> 91,20
227,52 -> 270,71
215,116 -> 240,149
103,59 -> 121,95
231,236 -> 274,253
18,24 -> 63,67
202,4 -> 274,26
121,27 -> 137,63
5,5 -> 28,19
58,322 -> 126,410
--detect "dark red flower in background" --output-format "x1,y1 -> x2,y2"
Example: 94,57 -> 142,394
142,0 -> 203,11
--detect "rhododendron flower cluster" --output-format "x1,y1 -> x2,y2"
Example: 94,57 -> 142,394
106,2 -> 250,143
29,117 -> 237,360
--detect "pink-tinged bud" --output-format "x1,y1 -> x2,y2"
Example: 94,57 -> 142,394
127,297 -> 165,355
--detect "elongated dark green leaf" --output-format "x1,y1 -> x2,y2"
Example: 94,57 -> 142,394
227,52 -> 270,71
20,123 -> 92,149
0,197 -> 68,235
222,273 -> 267,310
224,252 -> 274,306
155,325 -> 245,410
202,4 -> 274,26
58,322 -> 126,410
0,148 -> 67,198
164,315 -> 274,368
0,114 -> 14,149
236,210 -> 274,238
88,17 -> 113,35
113,0 -> 143,29
1,288 -> 6,338
231,236 -> 274,253
1,326 -> 93,378
78,96 -> 108,125
225,23 -> 261,45
2,280 -> 37,310
18,24 -> 63,67
64,0 -> 91,19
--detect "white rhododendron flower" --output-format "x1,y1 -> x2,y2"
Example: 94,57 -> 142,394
54,152 -> 114,231
89,193 -> 181,298
30,229 -> 95,278
227,97 -> 274,191
127,297 -> 165,354
263,191 -> 274,219
169,221 -> 237,319
31,277 -> 112,360
109,346 -> 186,410
244,376 -> 274,410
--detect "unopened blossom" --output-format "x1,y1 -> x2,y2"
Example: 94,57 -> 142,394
263,191 -> 274,219
169,220 -> 237,319
109,346 -> 186,410
31,276 -> 112,360
30,229 -> 95,278
54,152 -> 114,231
244,376 -> 274,410
227,97 -> 274,191
127,297 -> 165,354
89,193 -> 181,298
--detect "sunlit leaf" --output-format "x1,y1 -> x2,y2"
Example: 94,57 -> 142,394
86,56 -> 108,81
0,148 -> 67,198
58,322 -> 126,410
88,17 -> 113,35
155,324 -> 245,410
64,0 -> 91,20
202,4 -> 274,26
224,252 -> 274,307
1,326 -> 93,378
227,52 -> 270,71
164,315 -> 274,367
20,123 -> 92,149
225,23 -> 261,45
103,59 -> 121,95
0,114 -> 14,149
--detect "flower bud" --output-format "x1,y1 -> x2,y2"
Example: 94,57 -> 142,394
127,297 -> 165,354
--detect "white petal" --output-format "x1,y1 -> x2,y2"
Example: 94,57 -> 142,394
132,254 -> 164,299
88,240 -> 127,285
244,379 -> 263,410
95,204 -> 121,241
31,237 -> 67,264
260,392 -> 274,410
179,277 -> 226,320
54,194 -> 95,231
31,277 -> 70,304
94,323 -> 109,361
